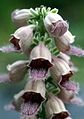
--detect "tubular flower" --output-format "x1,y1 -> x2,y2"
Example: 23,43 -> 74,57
10,25 -> 35,56
20,80 -> 45,116
55,30 -> 75,53
58,52 -> 78,73
58,80 -> 81,105
50,57 -> 72,83
45,94 -> 70,119
7,80 -> 45,116
44,13 -> 68,37
0,60 -> 29,83
29,42 -> 53,80
11,9 -> 31,27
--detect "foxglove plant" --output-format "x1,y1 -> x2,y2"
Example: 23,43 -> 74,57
0,6 -> 84,119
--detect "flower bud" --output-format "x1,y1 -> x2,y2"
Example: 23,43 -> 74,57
45,94 -> 70,119
50,57 -> 72,83
29,42 -> 53,80
11,9 -> 31,27
55,30 -> 75,53
44,13 -> 68,37
14,80 -> 45,116
10,25 -> 35,56
7,60 -> 29,83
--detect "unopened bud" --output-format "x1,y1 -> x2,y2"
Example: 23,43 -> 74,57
11,9 -> 31,27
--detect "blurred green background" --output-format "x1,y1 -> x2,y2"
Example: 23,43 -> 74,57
0,0 -> 84,119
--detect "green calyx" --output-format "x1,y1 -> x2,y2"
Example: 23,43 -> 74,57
45,76 -> 60,96
28,6 -> 59,56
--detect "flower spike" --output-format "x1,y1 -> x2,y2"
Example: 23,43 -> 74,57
0,6 -> 83,119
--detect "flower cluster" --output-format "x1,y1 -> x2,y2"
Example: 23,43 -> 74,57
0,6 -> 84,119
